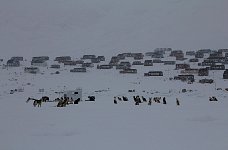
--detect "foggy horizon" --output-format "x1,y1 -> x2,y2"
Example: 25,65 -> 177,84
0,0 -> 228,57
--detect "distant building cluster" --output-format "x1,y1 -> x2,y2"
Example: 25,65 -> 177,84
1,48 -> 228,82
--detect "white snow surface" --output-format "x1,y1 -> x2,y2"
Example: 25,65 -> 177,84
1,0 -> 228,150
0,56 -> 228,150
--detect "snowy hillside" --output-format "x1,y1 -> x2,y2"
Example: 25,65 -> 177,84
0,50 -> 228,150
1,0 -> 228,57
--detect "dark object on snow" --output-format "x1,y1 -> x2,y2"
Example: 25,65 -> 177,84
163,97 -> 167,104
176,98 -> 180,106
136,96 -> 142,103
209,96 -> 218,101
42,96 -> 49,102
74,98 -> 80,104
153,97 -> 161,103
26,97 -> 42,107
199,79 -> 213,84
134,96 -> 141,105
223,69 -> 228,79
148,98 -> 152,105
135,101 -> 139,105
128,89 -> 135,92
57,97 -> 70,107
122,96 -> 128,101
85,96 -> 95,101
117,97 -> 122,101
182,89 -> 187,93
142,96 -> 147,102
114,97 -> 117,104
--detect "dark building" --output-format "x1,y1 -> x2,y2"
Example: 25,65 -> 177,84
7,59 -> 20,67
198,68 -> 209,76
31,59 -> 47,67
175,53 -> 185,60
70,68 -> 86,72
199,79 -> 214,84
195,52 -> 204,58
163,61 -> 176,65
225,53 -> 228,58
109,56 -> 120,65
223,70 -> 228,79
144,60 -> 153,66
176,64 -> 190,70
133,53 -> 144,60
119,61 -> 131,67
210,65 -> 225,70
32,56 -> 49,61
154,48 -> 172,53
50,64 -> 60,69
11,57 -> 23,61
122,53 -> 133,57
109,61 -> 119,66
146,52 -> 164,58
144,71 -> 163,76
197,49 -> 212,54
170,50 -> 183,57
145,52 -> 154,56
174,75 -> 195,82
75,60 -> 84,64
153,59 -> 163,63
132,61 -> 144,65
63,61 -> 77,66
186,51 -> 196,56
201,61 -> 215,66
189,58 -> 199,62
206,57 -> 226,63
218,49 -> 228,53
116,65 -> 130,70
97,56 -> 105,61
209,52 -> 223,58
152,53 -> 164,58
116,54 -> 126,60
24,67 -> 40,74
97,65 -> 113,69
120,69 -> 137,74
82,63 -> 94,68
82,55 -> 96,59
55,56 -> 71,62
91,58 -> 100,63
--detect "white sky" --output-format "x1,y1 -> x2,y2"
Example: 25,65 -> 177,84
0,0 -> 228,57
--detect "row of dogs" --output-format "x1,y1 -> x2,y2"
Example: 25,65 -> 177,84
114,96 -> 180,106
27,95 -> 218,107
26,96 -> 95,107
56,96 -> 95,107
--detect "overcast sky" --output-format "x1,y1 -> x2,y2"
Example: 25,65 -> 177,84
0,0 -> 228,57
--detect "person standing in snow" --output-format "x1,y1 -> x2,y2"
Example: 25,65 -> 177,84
176,98 -> 180,106
114,97 -> 117,104
163,97 -> 167,104
148,98 -> 152,105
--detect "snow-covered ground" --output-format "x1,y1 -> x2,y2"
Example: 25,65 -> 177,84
0,54 -> 228,150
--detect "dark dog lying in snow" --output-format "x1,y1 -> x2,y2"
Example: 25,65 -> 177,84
85,96 -> 95,101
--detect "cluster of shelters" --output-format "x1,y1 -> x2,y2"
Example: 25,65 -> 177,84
6,57 -> 23,67
2,48 -> 228,83
31,56 -> 49,67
